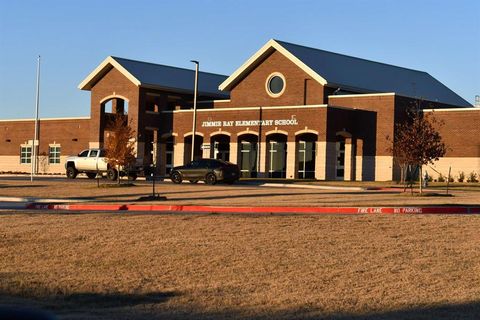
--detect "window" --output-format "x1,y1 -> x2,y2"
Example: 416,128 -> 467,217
49,145 -> 61,164
20,146 -> 32,164
89,150 -> 98,157
78,150 -> 89,157
266,73 -> 286,97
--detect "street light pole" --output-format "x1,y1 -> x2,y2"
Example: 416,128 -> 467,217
190,60 -> 199,162
31,55 -> 41,182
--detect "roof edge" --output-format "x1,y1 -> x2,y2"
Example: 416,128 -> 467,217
78,56 -> 141,90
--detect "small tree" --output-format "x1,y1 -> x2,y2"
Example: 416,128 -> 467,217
104,116 -> 136,184
389,108 -> 447,194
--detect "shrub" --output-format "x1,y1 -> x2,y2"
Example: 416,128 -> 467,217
467,171 -> 478,183
458,171 -> 465,182
437,173 -> 445,182
448,176 -> 454,183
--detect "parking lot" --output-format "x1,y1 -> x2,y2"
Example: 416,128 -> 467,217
1,175 -> 480,208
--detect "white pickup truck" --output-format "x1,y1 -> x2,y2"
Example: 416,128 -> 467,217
65,148 -> 139,181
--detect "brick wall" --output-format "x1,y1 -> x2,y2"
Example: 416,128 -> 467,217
169,106 -> 328,143
90,67 -> 139,143
328,94 -> 396,157
426,109 -> 480,158
0,118 -> 90,173
219,50 -> 325,108
0,118 -> 90,156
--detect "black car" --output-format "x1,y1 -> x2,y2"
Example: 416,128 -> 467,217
170,159 -> 240,185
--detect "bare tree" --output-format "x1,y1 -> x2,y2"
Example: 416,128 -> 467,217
389,108 -> 447,194
104,116 -> 136,184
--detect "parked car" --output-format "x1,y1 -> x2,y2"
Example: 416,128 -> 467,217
65,148 -> 140,181
170,159 -> 240,185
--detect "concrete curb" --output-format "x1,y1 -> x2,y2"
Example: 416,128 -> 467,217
261,183 -> 364,191
8,203 -> 480,214
0,196 -> 83,203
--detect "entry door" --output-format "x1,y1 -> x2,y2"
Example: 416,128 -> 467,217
269,141 -> 286,178
298,140 -> 315,179
335,141 -> 345,180
239,141 -> 257,178
213,142 -> 230,162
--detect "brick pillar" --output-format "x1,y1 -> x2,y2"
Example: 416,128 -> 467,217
230,141 -> 238,164
355,139 -> 363,181
286,141 -> 296,179
325,141 -> 337,180
174,142 -> 184,167
258,141 -> 267,178
112,99 -> 125,114
89,99 -> 105,148
315,141 -> 326,180
202,145 -> 210,158
158,142 -> 166,175
344,138 -> 353,181
135,142 -> 145,166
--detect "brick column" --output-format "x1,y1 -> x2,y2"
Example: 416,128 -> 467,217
174,142 -> 184,167
315,141 -> 326,180
158,142 -> 166,175
355,139 -> 363,181
111,99 -> 124,114
344,138 -> 353,181
286,141 -> 296,179
89,98 -> 105,148
258,141 -> 267,178
230,141 -> 238,164
325,141 -> 337,180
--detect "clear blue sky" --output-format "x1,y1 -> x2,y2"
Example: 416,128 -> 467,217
0,0 -> 479,119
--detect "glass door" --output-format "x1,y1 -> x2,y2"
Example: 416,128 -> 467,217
239,141 -> 257,178
268,141 -> 286,178
297,140 -> 315,179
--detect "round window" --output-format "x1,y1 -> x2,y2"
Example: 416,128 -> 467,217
266,73 -> 285,97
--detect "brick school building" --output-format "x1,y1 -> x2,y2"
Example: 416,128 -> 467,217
1,39 -> 478,181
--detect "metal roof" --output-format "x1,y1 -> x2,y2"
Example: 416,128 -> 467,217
276,40 -> 471,107
79,56 -> 228,98
111,57 -> 228,98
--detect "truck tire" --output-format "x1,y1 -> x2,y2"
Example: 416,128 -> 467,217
86,173 -> 97,179
107,168 -> 118,181
66,166 -> 78,179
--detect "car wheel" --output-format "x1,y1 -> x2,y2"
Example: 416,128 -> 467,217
189,180 -> 198,184
66,166 -> 78,179
107,168 -> 118,181
86,173 -> 97,179
128,173 -> 137,181
171,171 -> 183,184
205,173 -> 217,185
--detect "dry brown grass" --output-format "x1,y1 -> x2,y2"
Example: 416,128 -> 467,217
1,213 -> 480,319
1,178 -> 479,207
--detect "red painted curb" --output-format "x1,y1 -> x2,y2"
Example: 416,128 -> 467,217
23,203 -> 480,215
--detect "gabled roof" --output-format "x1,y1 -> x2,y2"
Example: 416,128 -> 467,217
79,56 -> 229,98
219,39 -> 471,107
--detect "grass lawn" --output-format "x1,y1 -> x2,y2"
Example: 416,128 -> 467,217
1,213 -> 479,319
